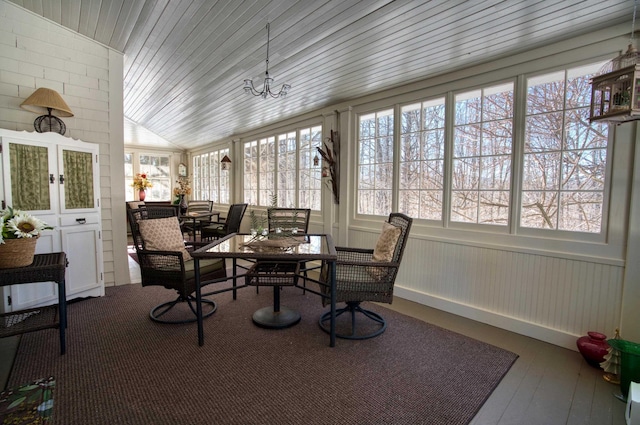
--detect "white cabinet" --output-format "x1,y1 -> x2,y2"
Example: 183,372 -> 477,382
0,129 -> 104,312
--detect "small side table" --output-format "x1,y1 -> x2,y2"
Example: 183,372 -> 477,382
0,252 -> 68,355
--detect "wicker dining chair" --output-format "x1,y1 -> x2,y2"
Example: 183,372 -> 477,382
319,213 -> 412,339
181,200 -> 214,237
201,203 -> 247,241
128,207 -> 226,324
267,208 -> 311,234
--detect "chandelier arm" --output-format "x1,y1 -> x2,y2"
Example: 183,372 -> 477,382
242,22 -> 290,99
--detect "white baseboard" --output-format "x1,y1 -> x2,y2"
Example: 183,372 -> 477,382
394,285 -> 580,351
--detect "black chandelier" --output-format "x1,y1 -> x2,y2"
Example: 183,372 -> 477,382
243,23 -> 291,99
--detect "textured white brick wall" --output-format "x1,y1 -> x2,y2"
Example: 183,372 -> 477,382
0,1 -> 127,287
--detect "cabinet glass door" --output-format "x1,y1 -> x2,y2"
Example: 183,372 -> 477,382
1,138 -> 57,214
58,146 -> 97,212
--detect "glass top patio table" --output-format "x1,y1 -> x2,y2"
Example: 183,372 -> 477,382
195,233 -> 336,260
191,233 -> 338,346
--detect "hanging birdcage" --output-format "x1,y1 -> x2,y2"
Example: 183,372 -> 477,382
589,0 -> 640,123
589,44 -> 640,123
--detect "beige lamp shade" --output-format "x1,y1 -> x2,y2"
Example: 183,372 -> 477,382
20,88 -> 74,117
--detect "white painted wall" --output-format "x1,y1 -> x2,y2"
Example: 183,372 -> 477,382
0,1 -> 127,287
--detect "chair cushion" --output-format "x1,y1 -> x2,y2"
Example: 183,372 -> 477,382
184,257 -> 224,281
368,221 -> 401,280
138,216 -> 192,262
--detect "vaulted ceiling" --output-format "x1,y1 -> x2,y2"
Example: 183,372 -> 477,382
9,0 -> 635,149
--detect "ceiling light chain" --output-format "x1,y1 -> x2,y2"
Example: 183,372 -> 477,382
243,23 -> 291,99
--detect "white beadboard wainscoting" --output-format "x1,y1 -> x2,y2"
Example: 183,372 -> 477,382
348,229 -> 624,351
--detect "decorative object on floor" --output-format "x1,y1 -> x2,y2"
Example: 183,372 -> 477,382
316,129 -> 339,204
589,0 -> 640,123
221,154 -> 231,171
243,23 -> 291,99
607,338 -> 640,401
8,284 -> 518,425
0,376 -> 55,424
19,87 -> 74,135
0,207 -> 53,268
577,331 -> 610,368
131,173 -> 152,202
602,328 -> 621,384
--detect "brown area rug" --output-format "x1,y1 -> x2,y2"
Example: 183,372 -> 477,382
8,283 -> 517,425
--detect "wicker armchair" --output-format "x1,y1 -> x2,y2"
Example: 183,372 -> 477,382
201,203 -> 247,241
128,207 -> 226,324
319,213 -> 412,339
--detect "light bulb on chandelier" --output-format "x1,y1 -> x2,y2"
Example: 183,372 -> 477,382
243,23 -> 291,99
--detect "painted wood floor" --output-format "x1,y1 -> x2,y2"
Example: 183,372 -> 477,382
0,258 -> 627,424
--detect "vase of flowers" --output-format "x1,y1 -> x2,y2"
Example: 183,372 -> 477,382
132,173 -> 152,201
173,177 -> 191,214
0,207 -> 53,268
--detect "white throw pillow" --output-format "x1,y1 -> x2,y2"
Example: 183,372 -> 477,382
368,221 -> 401,280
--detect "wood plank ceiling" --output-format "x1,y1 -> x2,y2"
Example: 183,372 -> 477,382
8,0 -> 635,149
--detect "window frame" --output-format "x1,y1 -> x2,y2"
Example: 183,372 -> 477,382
353,63 -> 615,245
241,123 -> 323,211
192,147 -> 230,205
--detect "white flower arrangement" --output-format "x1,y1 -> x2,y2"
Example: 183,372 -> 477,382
0,207 -> 53,244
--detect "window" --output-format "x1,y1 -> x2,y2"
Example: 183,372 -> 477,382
298,126 -> 322,209
358,109 -> 394,215
192,148 -> 230,204
259,137 -> 276,206
356,61 -> 609,238
242,125 -> 322,210
139,153 -> 171,201
523,64 -> 608,233
399,98 -> 445,220
124,153 -> 134,201
243,140 -> 258,206
453,83 -> 513,225
124,152 -> 172,201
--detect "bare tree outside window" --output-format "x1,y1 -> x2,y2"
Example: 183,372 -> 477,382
242,126 -> 322,210
243,141 -> 258,206
523,63 -> 608,233
358,109 -> 394,215
258,137 -> 276,207
399,98 -> 445,220
453,83 -> 514,225
277,131 -> 297,207
298,125 -> 322,210
193,149 -> 230,203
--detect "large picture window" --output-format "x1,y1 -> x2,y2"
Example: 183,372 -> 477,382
358,109 -> 394,215
192,148 -> 230,204
356,61 -> 609,239
124,151 -> 172,202
523,64 -> 608,233
453,83 -> 513,225
243,125 -> 322,210
399,98 -> 445,220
